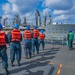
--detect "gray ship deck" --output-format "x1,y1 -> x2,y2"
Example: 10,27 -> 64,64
0,43 -> 75,75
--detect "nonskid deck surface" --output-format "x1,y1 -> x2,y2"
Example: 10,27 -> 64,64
0,44 -> 75,75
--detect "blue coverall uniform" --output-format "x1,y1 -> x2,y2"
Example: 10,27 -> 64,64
24,39 -> 32,58
23,29 -> 32,58
31,31 -> 35,54
32,29 -> 39,54
33,38 -> 39,54
39,39 -> 45,50
9,33 -> 22,63
0,34 -> 9,69
39,34 -> 45,50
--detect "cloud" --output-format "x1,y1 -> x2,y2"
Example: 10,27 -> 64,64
54,14 -> 68,21
2,0 -> 43,24
2,14 -> 13,25
53,14 -> 75,23
8,0 -> 43,14
43,8 -> 51,15
43,0 -> 73,10
2,14 -> 12,19
12,4 -> 19,13
53,5 -> 75,15
8,0 -> 16,3
68,5 -> 75,14
1,0 -> 75,24
53,10 -> 67,15
25,12 -> 35,24
20,12 -> 35,24
2,3 -> 12,14
44,0 -> 75,23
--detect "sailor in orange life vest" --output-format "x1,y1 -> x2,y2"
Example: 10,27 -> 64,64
23,26 -> 32,59
0,24 -> 9,75
39,30 -> 45,50
33,26 -> 39,54
9,24 -> 22,67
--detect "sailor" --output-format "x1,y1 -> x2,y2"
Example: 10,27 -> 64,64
67,28 -> 74,50
0,24 -> 9,75
39,30 -> 45,50
7,30 -> 11,43
31,29 -> 35,55
10,24 -> 22,66
24,26 -> 32,59
33,26 -> 39,54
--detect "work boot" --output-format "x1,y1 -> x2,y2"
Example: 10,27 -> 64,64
33,52 -> 35,55
17,61 -> 21,66
24,56 -> 28,59
37,51 -> 39,54
5,68 -> 9,75
0,57 -> 2,60
10,62 -> 13,67
0,55 -> 2,60
29,55 -> 32,58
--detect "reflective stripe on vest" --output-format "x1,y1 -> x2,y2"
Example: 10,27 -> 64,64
39,34 -> 45,40
0,31 -> 6,46
11,29 -> 21,42
33,29 -> 39,38
24,30 -> 32,39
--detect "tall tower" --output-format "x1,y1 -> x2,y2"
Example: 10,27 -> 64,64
48,15 -> 52,24
35,9 -> 41,27
0,16 -> 2,24
38,16 -> 41,27
23,17 -> 27,26
13,18 -> 16,26
3,18 -> 8,27
15,14 -> 21,25
44,15 -> 47,27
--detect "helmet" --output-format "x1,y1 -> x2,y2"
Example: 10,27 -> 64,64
40,30 -> 44,33
26,26 -> 30,30
0,24 -> 3,29
69,28 -> 72,32
14,24 -> 19,29
34,26 -> 37,29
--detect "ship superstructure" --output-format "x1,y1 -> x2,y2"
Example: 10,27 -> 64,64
44,24 -> 75,41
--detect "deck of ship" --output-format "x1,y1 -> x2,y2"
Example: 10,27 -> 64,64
0,43 -> 75,75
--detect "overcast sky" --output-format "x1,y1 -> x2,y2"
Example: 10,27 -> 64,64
0,0 -> 75,25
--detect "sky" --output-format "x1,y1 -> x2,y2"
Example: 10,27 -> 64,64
0,0 -> 75,25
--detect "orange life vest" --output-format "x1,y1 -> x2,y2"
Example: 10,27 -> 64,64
11,29 -> 21,42
33,29 -> 39,38
39,33 -> 45,40
0,31 -> 6,46
24,30 -> 32,39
